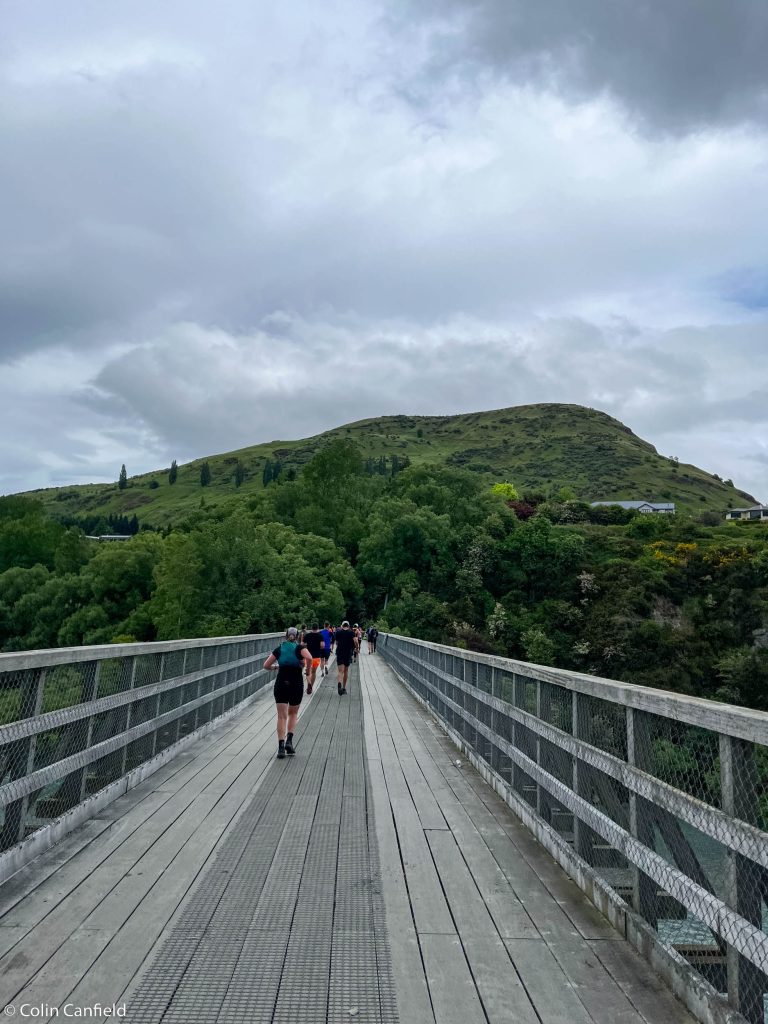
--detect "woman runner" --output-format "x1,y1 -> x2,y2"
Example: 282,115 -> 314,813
263,627 -> 313,759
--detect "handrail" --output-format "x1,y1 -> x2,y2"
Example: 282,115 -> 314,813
0,633 -> 281,858
380,633 -> 768,1024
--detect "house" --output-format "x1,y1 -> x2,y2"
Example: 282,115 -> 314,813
85,534 -> 133,542
590,501 -> 676,515
725,505 -> 768,523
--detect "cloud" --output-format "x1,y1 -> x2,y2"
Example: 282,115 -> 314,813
0,0 -> 767,505
70,313 -> 767,498
395,0 -> 768,133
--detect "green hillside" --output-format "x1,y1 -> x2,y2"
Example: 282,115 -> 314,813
22,403 -> 757,527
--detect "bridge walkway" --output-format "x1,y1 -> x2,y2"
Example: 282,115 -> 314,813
0,653 -> 695,1023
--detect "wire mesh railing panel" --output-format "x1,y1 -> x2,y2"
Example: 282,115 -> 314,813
634,709 -> 721,808
0,633 -> 279,853
381,633 -> 768,1024
576,692 -> 628,761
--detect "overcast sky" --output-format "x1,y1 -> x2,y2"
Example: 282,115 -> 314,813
1,0 -> 767,500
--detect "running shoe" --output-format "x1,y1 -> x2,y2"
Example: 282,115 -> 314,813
285,738 -> 295,756
306,682 -> 313,695
277,746 -> 286,760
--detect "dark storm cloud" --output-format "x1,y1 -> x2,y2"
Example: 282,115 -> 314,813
401,0 -> 768,132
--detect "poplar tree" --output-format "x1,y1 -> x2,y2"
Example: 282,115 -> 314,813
200,462 -> 211,487
118,465 -> 127,490
168,460 -> 178,485
234,462 -> 245,487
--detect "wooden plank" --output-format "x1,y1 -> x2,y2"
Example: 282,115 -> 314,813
370,662 -> 541,941
0,818 -> 113,918
11,926 -> 114,1023
383,680 -> 586,940
505,938 -> 595,1024
0,703 -> 270,921
0,705 -> 279,1005
423,720 -> 617,940
588,939 -> 697,1024
368,685 -> 456,935
366,755 -> 436,1024
369,666 -> 448,830
2,675 -> 325,1011
426,830 -> 539,1023
0,790 -> 219,1006
386,794 -> 455,935
68,748 -> 303,1012
420,933 -> 486,1024
541,935 -> 647,1024
0,698 -> 272,930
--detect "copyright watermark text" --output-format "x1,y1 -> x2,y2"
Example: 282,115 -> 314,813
4,1005 -> 126,1018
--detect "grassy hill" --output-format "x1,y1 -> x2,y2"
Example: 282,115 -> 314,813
22,403 -> 757,527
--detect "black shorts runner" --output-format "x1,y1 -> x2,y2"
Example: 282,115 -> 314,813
274,669 -> 304,706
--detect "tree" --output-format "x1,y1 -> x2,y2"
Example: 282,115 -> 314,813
491,482 -> 519,502
118,465 -> 128,490
234,461 -> 246,487
200,462 -> 211,487
168,460 -> 178,485
303,440 -> 363,489
263,459 -> 273,487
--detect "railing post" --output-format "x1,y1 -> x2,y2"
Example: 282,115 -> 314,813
120,655 -> 138,777
627,708 -> 658,926
571,691 -> 582,855
536,681 -> 551,822
77,661 -> 101,802
720,733 -> 764,1024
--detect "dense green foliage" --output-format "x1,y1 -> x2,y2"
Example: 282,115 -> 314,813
2,443 -> 767,714
21,404 -> 756,528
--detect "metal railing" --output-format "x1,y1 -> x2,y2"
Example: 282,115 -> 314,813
381,633 -> 768,1024
0,633 -> 279,856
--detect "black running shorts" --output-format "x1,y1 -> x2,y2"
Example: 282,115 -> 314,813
274,669 -> 304,706
336,654 -> 352,668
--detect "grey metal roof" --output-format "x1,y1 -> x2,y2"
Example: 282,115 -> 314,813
590,500 -> 676,510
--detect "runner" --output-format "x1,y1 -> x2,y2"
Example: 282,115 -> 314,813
334,620 -> 355,695
303,623 -> 324,695
320,621 -> 333,675
367,624 -> 378,653
263,627 -> 312,758
352,624 -> 361,662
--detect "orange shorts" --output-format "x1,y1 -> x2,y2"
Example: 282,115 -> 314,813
312,658 -> 321,669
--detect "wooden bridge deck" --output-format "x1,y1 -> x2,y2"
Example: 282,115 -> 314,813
0,654 -> 696,1023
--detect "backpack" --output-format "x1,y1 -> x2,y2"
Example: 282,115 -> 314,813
278,641 -> 303,667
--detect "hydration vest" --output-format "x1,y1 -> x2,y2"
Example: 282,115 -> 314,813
278,641 -> 303,667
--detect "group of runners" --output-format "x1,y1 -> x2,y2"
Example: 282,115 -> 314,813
263,621 -> 379,759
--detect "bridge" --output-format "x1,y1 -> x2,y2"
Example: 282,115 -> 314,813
0,634 -> 766,1023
